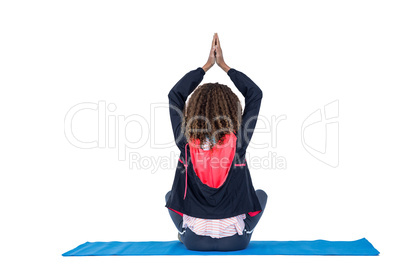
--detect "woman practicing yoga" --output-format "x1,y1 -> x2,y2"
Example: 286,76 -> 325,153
165,33 -> 268,251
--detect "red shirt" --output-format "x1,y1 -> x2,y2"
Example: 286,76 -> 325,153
188,132 -> 236,188
177,131 -> 260,218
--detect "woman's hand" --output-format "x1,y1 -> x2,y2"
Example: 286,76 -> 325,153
202,33 -> 217,73
214,33 -> 230,73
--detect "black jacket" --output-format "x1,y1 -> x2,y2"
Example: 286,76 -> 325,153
165,67 -> 263,219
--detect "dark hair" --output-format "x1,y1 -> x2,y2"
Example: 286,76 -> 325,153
182,82 -> 242,148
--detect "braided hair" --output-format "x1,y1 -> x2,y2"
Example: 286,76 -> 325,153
182,82 -> 242,148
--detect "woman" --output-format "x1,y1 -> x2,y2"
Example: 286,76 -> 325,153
165,33 -> 268,251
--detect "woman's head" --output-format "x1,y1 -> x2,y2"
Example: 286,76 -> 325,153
182,82 -> 242,148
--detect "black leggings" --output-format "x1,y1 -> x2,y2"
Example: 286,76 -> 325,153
165,189 -> 268,251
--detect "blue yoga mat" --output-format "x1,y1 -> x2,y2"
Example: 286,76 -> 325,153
62,237 -> 379,256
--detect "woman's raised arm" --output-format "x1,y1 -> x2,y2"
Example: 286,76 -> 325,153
215,33 -> 263,154
227,68 -> 263,156
167,67 -> 205,152
168,33 -> 218,152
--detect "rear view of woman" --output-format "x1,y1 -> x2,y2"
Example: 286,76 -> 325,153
165,33 -> 268,251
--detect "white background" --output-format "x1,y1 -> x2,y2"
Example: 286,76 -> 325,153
1,0 -> 401,267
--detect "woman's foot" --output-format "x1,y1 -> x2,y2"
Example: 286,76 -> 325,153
178,232 -> 183,243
